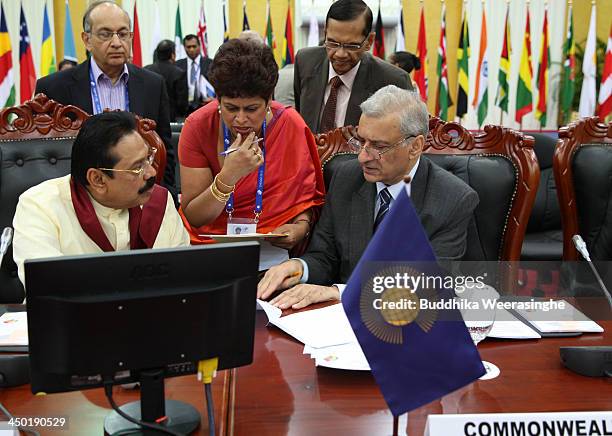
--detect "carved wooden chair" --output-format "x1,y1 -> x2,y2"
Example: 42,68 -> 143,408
0,94 -> 167,303
315,126 -> 358,190
554,116 -> 612,261
425,117 -> 540,264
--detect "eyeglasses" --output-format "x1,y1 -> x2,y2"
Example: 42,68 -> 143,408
324,36 -> 368,52
347,136 -> 415,160
92,30 -> 133,42
99,147 -> 157,177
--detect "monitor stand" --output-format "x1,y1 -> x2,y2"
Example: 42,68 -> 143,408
104,368 -> 201,435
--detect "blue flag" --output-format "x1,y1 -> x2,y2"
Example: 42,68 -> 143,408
242,3 -> 250,31
64,0 -> 77,62
341,187 -> 485,416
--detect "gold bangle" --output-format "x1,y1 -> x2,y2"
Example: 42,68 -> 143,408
215,174 -> 235,192
209,180 -> 231,203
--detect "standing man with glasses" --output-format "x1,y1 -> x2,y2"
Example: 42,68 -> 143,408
294,0 -> 411,134
258,86 -> 478,309
35,0 -> 177,204
12,112 -> 189,289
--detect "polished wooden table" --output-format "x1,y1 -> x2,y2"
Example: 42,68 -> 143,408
1,313 -> 610,435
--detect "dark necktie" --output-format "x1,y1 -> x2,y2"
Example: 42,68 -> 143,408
374,188 -> 392,231
190,61 -> 199,101
319,76 -> 343,133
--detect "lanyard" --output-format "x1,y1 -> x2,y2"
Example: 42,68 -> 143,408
222,118 -> 266,222
89,67 -> 130,114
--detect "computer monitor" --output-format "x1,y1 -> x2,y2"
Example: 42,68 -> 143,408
25,242 -> 260,435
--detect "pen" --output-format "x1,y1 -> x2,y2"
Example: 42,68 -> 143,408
219,138 -> 264,156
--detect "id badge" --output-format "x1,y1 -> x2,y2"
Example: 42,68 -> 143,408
227,217 -> 257,235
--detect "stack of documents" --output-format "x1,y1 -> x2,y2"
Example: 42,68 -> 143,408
0,312 -> 28,346
257,300 -> 371,370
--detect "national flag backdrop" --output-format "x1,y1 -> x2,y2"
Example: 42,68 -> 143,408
242,1 -> 250,31
132,4 -> 142,67
223,0 -> 230,43
579,4 -> 597,117
373,6 -> 385,59
342,186 -> 485,416
414,7 -> 428,103
63,0 -> 76,62
282,3 -> 294,67
598,24 -> 612,120
515,11 -> 533,124
496,5 -> 510,114
435,4 -> 452,121
535,8 -> 550,126
174,4 -> 186,61
264,0 -> 276,51
40,1 -> 55,78
0,3 -> 15,108
19,5 -> 36,104
559,5 -> 575,125
395,5 -> 405,52
197,2 -> 209,57
456,7 -> 469,119
473,9 -> 488,127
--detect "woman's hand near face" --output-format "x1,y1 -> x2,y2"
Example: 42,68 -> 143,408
219,132 -> 264,186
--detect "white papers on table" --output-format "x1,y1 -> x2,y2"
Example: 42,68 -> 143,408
0,312 -> 28,346
258,241 -> 289,271
257,300 -> 357,349
488,308 -> 541,339
513,301 -> 603,333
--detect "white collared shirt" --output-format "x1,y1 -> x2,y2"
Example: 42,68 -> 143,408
319,61 -> 361,129
374,157 -> 420,218
187,55 -> 202,102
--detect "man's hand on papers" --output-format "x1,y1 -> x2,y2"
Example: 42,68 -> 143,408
258,259 -> 304,300
269,284 -> 340,310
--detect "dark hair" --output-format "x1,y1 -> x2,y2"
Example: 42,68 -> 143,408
71,111 -> 138,186
58,59 -> 77,70
326,0 -> 372,37
183,34 -> 199,45
156,40 -> 175,62
390,51 -> 421,74
83,0 -> 130,33
209,39 -> 278,100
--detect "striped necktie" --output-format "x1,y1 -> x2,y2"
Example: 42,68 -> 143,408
374,188 -> 392,231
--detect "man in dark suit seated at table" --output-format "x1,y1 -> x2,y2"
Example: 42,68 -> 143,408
294,0 -> 411,134
35,0 -> 177,201
12,112 -> 189,289
258,86 -> 478,309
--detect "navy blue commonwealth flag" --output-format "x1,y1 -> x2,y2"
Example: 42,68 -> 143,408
341,187 -> 485,416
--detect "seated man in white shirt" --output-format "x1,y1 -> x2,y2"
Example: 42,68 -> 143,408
13,111 -> 190,287
257,86 -> 478,309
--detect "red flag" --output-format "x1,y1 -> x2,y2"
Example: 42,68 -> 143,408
19,6 -> 35,103
413,7 -> 428,102
282,5 -> 294,66
597,24 -> 612,119
132,4 -> 142,66
373,7 -> 385,59
197,2 -> 208,57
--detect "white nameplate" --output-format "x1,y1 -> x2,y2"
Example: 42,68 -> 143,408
425,411 -> 612,436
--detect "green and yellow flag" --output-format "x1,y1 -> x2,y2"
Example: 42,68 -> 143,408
496,5 -> 510,114
456,7 -> 469,119
515,11 -> 533,124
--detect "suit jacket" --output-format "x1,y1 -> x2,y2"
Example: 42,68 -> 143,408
145,61 -> 188,121
176,55 -> 213,112
302,157 -> 479,285
35,60 -> 176,193
293,47 -> 412,133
